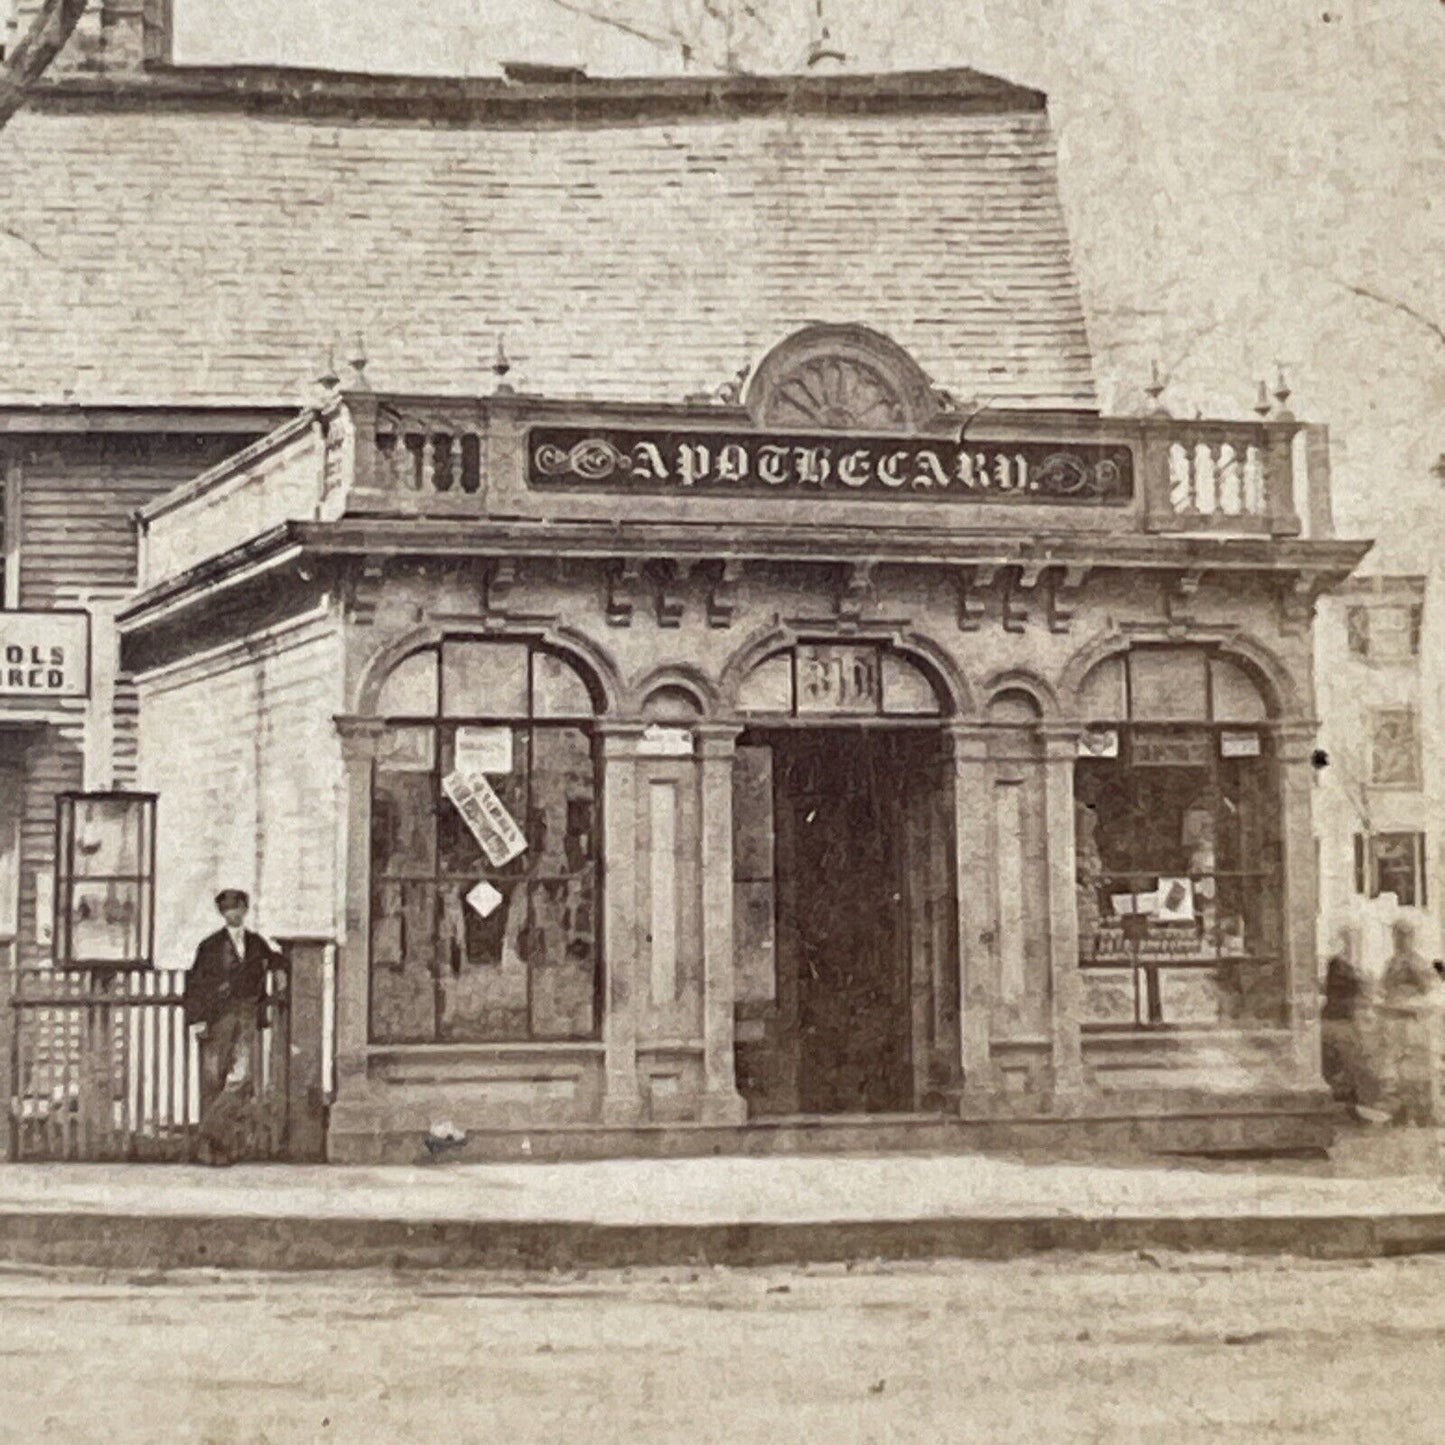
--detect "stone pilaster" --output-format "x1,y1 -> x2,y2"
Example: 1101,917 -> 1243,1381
1040,725 -> 1086,1103
945,723 -> 996,1097
1274,720 -> 1325,1088
598,725 -> 645,1123
331,716 -> 385,1116
695,724 -> 748,1124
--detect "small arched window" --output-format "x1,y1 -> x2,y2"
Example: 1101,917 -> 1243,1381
368,639 -> 600,1045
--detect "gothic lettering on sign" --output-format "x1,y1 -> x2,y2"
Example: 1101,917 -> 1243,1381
527,427 -> 1133,504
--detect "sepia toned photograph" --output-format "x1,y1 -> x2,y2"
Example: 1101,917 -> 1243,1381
0,0 -> 1443,1439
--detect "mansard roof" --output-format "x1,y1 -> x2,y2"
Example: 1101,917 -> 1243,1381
0,65 -> 1097,411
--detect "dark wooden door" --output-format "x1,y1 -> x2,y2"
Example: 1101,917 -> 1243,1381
777,732 -> 912,1114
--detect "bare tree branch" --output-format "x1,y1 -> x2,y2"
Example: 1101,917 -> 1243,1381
1336,277 -> 1445,353
0,0 -> 90,133
538,0 -> 678,56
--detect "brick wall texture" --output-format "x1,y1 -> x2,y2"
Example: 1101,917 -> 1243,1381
0,99 -> 1097,411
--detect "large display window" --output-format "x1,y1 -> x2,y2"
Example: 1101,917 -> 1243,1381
1074,647 -> 1284,1031
367,639 -> 601,1044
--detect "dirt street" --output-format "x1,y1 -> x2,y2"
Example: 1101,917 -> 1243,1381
1,1253 -> 1443,1443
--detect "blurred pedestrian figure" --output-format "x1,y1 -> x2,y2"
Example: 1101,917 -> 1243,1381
1321,928 -> 1370,1108
184,888 -> 280,1164
1377,920 -> 1443,1127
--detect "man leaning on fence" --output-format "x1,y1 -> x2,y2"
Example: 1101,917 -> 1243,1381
184,889 -> 280,1165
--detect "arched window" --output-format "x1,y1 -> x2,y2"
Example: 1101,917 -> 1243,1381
368,639 -> 600,1045
1073,646 -> 1282,1033
737,643 -> 946,718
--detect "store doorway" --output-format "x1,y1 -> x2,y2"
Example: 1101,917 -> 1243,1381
736,727 -> 950,1116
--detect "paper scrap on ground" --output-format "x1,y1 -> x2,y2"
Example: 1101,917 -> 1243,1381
465,880 -> 505,919
443,769 -> 527,866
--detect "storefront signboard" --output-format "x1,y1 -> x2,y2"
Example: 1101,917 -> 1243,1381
442,769 -> 527,867
528,426 -> 1134,504
0,610 -> 90,698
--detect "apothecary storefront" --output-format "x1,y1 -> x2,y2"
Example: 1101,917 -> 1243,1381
106,69 -> 1367,1162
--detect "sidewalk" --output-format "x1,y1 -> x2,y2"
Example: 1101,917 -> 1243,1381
0,1128 -> 1443,1270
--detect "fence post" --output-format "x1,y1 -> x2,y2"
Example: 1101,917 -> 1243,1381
278,938 -> 330,1161
1,945 -> 14,1159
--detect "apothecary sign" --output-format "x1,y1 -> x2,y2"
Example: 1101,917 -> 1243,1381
528,426 -> 1133,504
0,610 -> 90,698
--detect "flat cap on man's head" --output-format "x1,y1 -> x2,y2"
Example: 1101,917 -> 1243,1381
215,888 -> 250,911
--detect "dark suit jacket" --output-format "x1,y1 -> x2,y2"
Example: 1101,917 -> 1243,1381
184,928 -> 278,1029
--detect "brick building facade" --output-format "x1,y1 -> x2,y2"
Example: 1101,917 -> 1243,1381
2,7 -> 1368,1158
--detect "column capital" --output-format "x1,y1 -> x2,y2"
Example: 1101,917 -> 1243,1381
1037,723 -> 1083,761
695,723 -> 743,759
943,720 -> 995,762
334,714 -> 387,761
596,721 -> 649,760
1270,718 -> 1321,763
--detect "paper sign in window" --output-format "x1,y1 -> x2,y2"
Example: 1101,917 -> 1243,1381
442,770 -> 527,867
465,880 -> 506,919
455,726 -> 513,776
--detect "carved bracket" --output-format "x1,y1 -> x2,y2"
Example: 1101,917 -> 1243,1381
343,556 -> 388,627
1048,565 -> 1090,633
607,559 -> 644,628
956,565 -> 988,632
1278,574 -> 1319,635
483,557 -> 518,618
836,561 -> 877,630
703,559 -> 742,629
1003,563 -> 1051,634
652,559 -> 686,629
1163,568 -> 1205,632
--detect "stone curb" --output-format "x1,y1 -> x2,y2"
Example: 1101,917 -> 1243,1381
3,1211 -> 1445,1271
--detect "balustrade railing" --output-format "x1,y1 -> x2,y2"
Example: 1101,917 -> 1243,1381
138,393 -> 1319,592
1141,420 -> 1299,536
374,411 -> 485,495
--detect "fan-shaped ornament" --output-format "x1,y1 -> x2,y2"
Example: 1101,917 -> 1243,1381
762,357 -> 910,431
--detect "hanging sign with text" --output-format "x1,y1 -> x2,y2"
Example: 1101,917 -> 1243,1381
527,427 -> 1133,504
0,611 -> 90,698
442,770 -> 527,867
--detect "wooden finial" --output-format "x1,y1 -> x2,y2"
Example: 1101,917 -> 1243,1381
347,334 -> 370,390
1272,366 -> 1293,421
1144,360 -> 1169,416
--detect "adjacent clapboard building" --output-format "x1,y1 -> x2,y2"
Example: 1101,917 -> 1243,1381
1,6 -> 1369,1160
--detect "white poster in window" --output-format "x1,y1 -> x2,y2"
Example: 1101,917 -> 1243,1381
1111,891 -> 1156,917
455,726 -> 513,777
465,880 -> 506,919
1077,727 -> 1120,759
639,724 -> 693,758
35,869 -> 53,947
1153,876 -> 1196,923
1219,729 -> 1261,759
442,770 -> 527,867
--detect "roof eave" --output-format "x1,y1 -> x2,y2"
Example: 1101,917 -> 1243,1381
27,63 -> 1049,125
